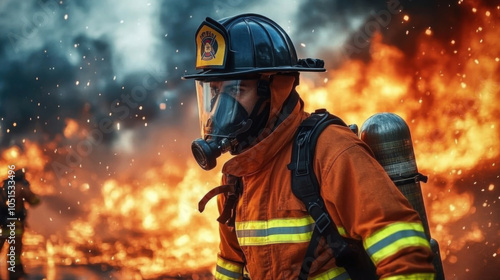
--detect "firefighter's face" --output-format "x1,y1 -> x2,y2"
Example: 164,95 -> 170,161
208,80 -> 258,114
191,78 -> 267,170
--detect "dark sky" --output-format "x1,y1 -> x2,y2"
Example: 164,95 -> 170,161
1,0 -> 479,147
0,1 -> 498,279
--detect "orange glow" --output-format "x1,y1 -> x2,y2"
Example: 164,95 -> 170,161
46,160 -> 222,278
0,2 -> 497,279
297,2 -> 498,265
63,119 -> 80,139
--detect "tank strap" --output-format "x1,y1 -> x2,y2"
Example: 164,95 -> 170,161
390,173 -> 428,186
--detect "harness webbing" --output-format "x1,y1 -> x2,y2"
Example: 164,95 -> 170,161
288,109 -> 378,280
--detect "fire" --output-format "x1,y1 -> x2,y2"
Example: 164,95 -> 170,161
299,27 -> 499,174
0,2 -> 497,279
298,0 -> 499,268
0,136 -> 221,278
0,140 -> 55,196
44,160 -> 222,278
63,119 -> 80,139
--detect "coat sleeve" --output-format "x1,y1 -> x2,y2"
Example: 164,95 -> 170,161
316,128 -> 435,279
215,190 -> 245,280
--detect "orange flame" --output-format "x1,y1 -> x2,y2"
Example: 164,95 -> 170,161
0,2 -> 497,279
63,119 -> 80,139
298,2 -> 499,266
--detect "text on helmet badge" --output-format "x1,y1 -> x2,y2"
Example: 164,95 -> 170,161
200,30 -> 218,61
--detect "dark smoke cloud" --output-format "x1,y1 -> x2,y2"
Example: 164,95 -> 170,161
1,0 -> 492,148
0,0 -> 276,148
292,0 -> 484,65
0,1 -> 497,279
0,0 -> 166,146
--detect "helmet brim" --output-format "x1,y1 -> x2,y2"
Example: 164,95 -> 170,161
182,66 -> 325,80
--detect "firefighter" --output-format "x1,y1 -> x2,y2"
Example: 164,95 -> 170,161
0,169 -> 41,280
183,14 -> 436,279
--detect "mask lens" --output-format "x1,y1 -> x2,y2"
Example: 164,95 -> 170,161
195,79 -> 257,139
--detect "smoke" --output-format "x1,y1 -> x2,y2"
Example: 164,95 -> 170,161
1,1 -> 497,278
0,0 -> 304,148
0,0 -> 298,241
1,0 -> 494,147
0,0 -> 164,147
291,0 -> 492,66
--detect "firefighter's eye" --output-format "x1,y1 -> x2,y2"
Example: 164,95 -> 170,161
225,86 -> 240,97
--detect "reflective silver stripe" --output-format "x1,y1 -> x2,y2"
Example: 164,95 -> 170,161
215,265 -> 242,280
235,216 -> 315,246
364,222 -> 430,264
366,229 -> 427,256
237,223 -> 315,237
215,256 -> 243,280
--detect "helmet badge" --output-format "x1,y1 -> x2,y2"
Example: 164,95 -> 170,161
195,24 -> 227,69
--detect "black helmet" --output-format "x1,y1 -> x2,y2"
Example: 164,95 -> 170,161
183,13 -> 325,80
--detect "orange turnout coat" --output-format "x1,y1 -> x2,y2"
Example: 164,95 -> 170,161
213,75 -> 435,279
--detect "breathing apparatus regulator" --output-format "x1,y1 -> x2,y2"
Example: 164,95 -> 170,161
191,77 -> 272,170
183,13 -> 325,170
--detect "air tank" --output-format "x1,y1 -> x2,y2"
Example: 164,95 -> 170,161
360,113 -> 445,280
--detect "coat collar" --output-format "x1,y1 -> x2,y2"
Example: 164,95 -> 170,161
222,101 -> 305,177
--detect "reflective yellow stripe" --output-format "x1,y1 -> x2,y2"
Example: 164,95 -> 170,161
310,266 -> 351,280
382,272 -> 435,280
215,256 -> 243,280
337,227 -> 348,237
364,222 -> 430,264
236,216 -> 348,246
236,216 -> 315,246
235,216 -> 315,230
237,231 -> 313,245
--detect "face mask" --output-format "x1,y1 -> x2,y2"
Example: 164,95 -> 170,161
192,79 -> 259,170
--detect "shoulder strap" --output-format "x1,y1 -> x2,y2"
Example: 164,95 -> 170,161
288,109 -> 378,280
288,109 -> 347,200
